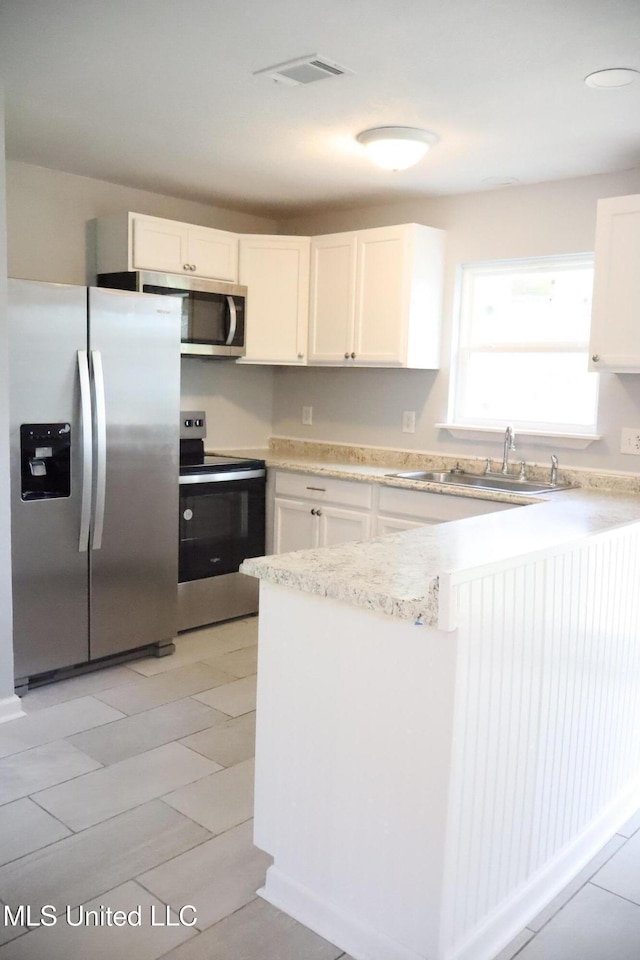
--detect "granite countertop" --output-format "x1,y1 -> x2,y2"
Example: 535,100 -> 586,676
241,488 -> 640,626
210,448 -> 544,505
227,440 -> 640,626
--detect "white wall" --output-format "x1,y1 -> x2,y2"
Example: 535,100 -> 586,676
0,94 -> 21,719
181,358 -> 273,451
275,167 -> 640,472
6,161 -> 276,450
8,160 -> 640,472
7,160 -> 277,286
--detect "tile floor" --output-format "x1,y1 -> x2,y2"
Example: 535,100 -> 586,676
0,615 -> 639,960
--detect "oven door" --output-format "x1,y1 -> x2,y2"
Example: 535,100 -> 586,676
179,474 -> 265,583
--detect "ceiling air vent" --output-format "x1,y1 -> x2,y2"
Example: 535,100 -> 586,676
253,55 -> 354,86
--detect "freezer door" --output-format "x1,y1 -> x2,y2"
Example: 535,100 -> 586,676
8,280 -> 90,679
88,287 -> 180,659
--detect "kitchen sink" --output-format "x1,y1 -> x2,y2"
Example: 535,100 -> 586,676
385,470 -> 570,495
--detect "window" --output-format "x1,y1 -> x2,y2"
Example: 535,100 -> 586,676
451,254 -> 598,433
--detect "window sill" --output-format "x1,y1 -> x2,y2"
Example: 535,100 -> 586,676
435,423 -> 601,450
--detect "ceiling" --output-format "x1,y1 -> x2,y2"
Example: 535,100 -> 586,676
1,0 -> 639,218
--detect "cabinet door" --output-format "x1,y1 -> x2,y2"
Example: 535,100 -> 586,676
375,515 -> 432,536
354,225 -> 408,365
308,233 -> 357,363
590,194 -> 640,372
319,505 -> 371,546
377,485 -> 517,524
132,216 -> 187,273
187,227 -> 238,282
273,497 -> 319,553
239,236 -> 310,363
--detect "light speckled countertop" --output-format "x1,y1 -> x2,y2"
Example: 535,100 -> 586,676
213,440 -> 640,625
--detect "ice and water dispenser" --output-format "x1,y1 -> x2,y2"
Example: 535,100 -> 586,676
20,423 -> 71,500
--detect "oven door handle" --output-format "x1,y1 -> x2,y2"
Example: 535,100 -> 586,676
179,468 -> 266,484
224,295 -> 237,346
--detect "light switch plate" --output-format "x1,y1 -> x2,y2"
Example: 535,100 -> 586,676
402,411 -> 416,433
620,427 -> 640,454
302,406 -> 313,425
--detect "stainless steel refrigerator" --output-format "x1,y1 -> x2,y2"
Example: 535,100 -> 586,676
8,279 -> 181,691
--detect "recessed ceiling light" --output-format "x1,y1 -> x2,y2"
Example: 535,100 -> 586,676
584,68 -> 640,88
356,127 -> 439,171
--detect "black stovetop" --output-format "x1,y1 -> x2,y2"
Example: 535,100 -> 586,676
179,439 -> 265,475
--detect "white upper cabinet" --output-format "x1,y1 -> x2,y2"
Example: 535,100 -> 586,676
308,233 -> 358,363
95,212 -> 239,282
589,194 -> 640,372
308,223 -> 445,368
238,235 -> 310,364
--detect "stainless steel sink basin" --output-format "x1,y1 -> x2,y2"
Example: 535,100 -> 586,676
385,470 -> 570,495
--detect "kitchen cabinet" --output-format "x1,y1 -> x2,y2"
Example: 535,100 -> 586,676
95,212 -> 239,282
307,232 -> 357,363
375,484 -> 515,535
272,470 -> 517,554
273,472 -> 373,553
308,223 -> 445,368
589,194 -> 640,372
238,235 -> 310,364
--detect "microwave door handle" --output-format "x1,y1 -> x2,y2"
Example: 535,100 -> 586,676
224,295 -> 237,346
90,349 -> 107,551
77,350 -> 93,552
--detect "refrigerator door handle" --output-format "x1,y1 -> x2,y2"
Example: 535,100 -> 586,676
77,350 -> 93,552
91,349 -> 107,551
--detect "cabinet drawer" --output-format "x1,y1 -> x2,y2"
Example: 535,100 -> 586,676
378,485 -> 516,522
274,471 -> 373,509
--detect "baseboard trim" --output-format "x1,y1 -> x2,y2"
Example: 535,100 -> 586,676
258,866 -> 425,960
444,777 -> 640,960
0,694 -> 25,724
258,779 -> 640,960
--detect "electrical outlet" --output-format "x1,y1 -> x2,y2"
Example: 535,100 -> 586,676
402,411 -> 416,434
302,405 -> 313,425
621,427 -> 640,454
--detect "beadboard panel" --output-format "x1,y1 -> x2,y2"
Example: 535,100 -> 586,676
252,525 -> 640,960
441,524 -> 640,958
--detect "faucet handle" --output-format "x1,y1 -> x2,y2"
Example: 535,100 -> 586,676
550,454 -> 559,486
518,461 -> 526,480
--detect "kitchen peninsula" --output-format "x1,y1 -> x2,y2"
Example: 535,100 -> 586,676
242,473 -> 640,960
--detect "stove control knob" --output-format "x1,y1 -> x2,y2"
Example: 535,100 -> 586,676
183,508 -> 193,521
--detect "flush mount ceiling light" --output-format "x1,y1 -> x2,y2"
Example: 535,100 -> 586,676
356,126 -> 438,171
584,67 -> 640,88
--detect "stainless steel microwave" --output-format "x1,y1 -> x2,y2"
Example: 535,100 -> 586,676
96,270 -> 247,358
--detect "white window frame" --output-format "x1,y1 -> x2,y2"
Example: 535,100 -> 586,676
448,253 -> 599,438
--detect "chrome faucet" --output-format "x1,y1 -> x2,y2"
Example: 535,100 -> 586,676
550,454 -> 558,486
501,425 -> 516,475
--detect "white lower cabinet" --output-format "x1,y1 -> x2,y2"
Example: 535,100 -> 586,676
273,498 -> 320,553
374,485 -> 515,534
376,514 -> 427,535
273,472 -> 373,553
271,470 -> 518,554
